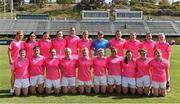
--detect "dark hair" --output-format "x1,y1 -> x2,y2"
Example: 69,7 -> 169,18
33,46 -> 40,50
115,30 -> 121,35
144,33 -> 151,41
42,32 -> 50,39
26,32 -> 35,43
19,48 -> 26,54
124,50 -> 131,64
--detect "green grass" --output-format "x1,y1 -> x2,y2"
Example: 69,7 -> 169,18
0,45 -> 180,103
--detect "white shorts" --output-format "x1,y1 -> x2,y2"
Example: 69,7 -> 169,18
14,78 -> 30,88
122,76 -> 136,88
107,75 -> 121,85
94,76 -> 107,86
45,79 -> 60,88
61,77 -> 76,87
78,79 -> 92,86
136,75 -> 151,87
30,75 -> 44,86
151,81 -> 166,89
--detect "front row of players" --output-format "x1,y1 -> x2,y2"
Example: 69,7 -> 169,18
12,46 -> 169,97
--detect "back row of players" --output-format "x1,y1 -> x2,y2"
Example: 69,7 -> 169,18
8,27 -> 170,97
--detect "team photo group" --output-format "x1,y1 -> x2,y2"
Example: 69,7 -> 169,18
8,27 -> 171,97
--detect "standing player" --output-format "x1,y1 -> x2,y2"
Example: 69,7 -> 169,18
78,30 -> 92,58
77,48 -> 93,94
149,49 -> 170,97
65,27 -> 80,59
109,30 -> 126,57
92,31 -> 109,56
93,48 -> 107,94
24,32 -> 38,58
52,31 -> 66,59
155,33 -> 171,60
140,33 -> 156,59
60,48 -> 77,94
136,49 -> 151,95
124,32 -> 141,58
8,31 -> 25,94
38,32 -> 52,58
12,49 -> 29,96
45,48 -> 61,95
107,48 -> 123,94
29,46 -> 45,94
121,50 -> 136,94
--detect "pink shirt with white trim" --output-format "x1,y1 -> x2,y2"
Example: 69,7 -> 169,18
121,59 -> 136,78
65,35 -> 80,55
78,39 -> 92,57
29,55 -> 45,77
52,38 -> 66,59
8,40 -> 25,60
136,57 -> 150,78
149,58 -> 169,83
107,55 -> 123,76
60,57 -> 77,77
45,57 -> 60,80
78,57 -> 93,81
38,39 -> 52,58
155,41 -> 171,60
109,38 -> 126,56
12,58 -> 29,79
93,56 -> 107,76
24,41 -> 38,58
140,40 -> 156,59
124,40 -> 141,58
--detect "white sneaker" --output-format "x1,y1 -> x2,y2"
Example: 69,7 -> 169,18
9,89 -> 14,95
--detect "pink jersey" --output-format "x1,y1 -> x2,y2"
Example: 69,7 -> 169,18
78,57 -> 93,81
65,35 -> 80,55
29,55 -> 45,77
45,58 -> 60,80
38,39 -> 52,58
78,39 -> 92,57
24,41 -> 38,58
8,40 -> 25,60
155,42 -> 171,60
136,58 -> 150,78
140,40 -> 156,59
93,56 -> 107,76
109,38 -> 126,56
60,57 -> 77,77
107,55 -> 123,76
121,59 -> 136,78
124,40 -> 141,58
12,58 -> 29,79
52,38 -> 66,59
149,58 -> 169,82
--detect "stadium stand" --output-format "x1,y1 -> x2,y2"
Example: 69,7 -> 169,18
174,21 -> 180,33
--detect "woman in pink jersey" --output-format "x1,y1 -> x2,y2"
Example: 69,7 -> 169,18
136,49 -> 151,95
24,32 -> 38,58
60,48 -> 77,94
121,50 -> 136,94
150,49 -> 170,97
78,30 -> 92,58
8,31 -> 24,94
140,33 -> 156,59
52,31 -> 66,59
124,32 -> 141,58
38,32 -> 52,58
109,30 -> 126,57
107,48 -> 123,94
93,48 -> 107,94
29,46 -> 45,94
77,48 -> 93,94
12,49 -> 29,96
65,27 -> 80,60
45,48 -> 61,94
155,33 -> 171,60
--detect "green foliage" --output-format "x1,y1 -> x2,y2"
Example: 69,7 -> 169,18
56,0 -> 73,4
36,0 -> 48,8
